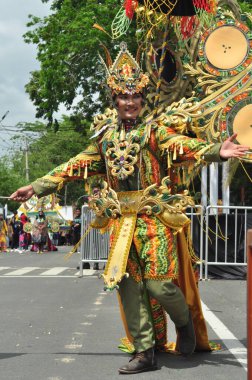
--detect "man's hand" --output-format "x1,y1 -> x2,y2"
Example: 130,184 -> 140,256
9,185 -> 35,202
220,133 -> 249,159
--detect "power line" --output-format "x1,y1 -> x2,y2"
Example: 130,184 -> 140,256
0,111 -> 9,122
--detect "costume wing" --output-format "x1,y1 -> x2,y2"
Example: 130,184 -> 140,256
138,1 -> 252,162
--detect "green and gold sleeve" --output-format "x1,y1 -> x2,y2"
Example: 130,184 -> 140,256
31,143 -> 105,198
156,124 -> 223,164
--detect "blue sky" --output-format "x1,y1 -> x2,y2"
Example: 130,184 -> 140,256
0,0 -> 52,153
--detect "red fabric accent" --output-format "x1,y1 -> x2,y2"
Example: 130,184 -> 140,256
124,0 -> 138,19
193,0 -> 215,13
180,16 -> 199,39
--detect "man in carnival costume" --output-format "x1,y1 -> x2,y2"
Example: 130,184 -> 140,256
10,43 -> 249,374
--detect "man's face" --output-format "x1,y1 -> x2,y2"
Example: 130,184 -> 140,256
116,93 -> 143,120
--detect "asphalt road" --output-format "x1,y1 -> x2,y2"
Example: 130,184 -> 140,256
0,247 -> 247,380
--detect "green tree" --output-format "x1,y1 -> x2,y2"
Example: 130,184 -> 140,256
24,0 -> 135,126
0,159 -> 25,211
7,116 -> 92,206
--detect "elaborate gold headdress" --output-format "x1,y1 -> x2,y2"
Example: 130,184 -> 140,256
100,42 -> 149,95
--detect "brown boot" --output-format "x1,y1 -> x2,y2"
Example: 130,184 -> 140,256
118,347 -> 157,374
177,311 -> 196,356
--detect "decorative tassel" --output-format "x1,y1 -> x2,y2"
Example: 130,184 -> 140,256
173,145 -> 177,161
182,166 -> 186,184
179,142 -> 183,155
84,162 -> 88,179
69,164 -> 73,177
177,168 -> 182,185
147,123 -> 151,139
167,149 -> 171,169
188,164 -> 193,175
119,127 -> 126,142
78,165 -> 81,177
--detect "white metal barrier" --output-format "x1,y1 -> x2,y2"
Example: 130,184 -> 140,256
186,205 -> 204,280
204,205 -> 252,280
78,204 -> 251,280
79,205 -> 109,276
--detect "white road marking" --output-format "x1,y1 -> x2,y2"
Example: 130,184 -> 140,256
201,301 -> 247,372
73,332 -> 87,336
94,295 -> 103,305
0,266 -> 98,278
75,269 -> 97,276
64,344 -> 82,349
40,267 -> 69,276
56,358 -> 75,364
80,322 -> 92,326
0,275 -> 82,278
84,314 -> 96,318
4,267 -> 39,276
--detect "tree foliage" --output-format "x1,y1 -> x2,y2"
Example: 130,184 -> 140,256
3,116 -> 92,210
0,159 -> 25,211
24,0 -> 136,127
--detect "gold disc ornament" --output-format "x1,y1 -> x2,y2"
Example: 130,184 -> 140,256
198,20 -> 252,77
51,222 -> 60,233
205,27 -> 247,70
219,91 -> 252,160
233,104 -> 252,149
23,222 -> 33,233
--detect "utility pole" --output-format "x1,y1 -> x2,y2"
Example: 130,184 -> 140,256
24,136 -> 29,182
64,184 -> 68,206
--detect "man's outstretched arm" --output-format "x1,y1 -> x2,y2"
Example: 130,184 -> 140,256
10,143 -> 104,202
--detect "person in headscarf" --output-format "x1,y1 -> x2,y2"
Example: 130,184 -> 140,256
31,210 -> 48,254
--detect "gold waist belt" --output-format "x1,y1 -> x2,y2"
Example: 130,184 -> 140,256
88,177 -> 194,290
117,190 -> 144,214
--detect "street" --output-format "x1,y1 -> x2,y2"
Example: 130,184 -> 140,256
0,247 -> 247,380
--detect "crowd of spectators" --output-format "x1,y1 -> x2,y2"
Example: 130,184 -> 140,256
0,208 -> 83,253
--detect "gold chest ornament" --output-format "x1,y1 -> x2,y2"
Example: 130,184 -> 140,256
105,128 -> 141,180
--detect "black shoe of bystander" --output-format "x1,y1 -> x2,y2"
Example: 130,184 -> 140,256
76,262 -> 91,270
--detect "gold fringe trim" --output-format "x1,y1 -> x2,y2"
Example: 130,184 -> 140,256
159,135 -> 186,150
73,153 -> 101,163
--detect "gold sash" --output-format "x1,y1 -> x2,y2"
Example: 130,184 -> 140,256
89,178 -> 194,290
102,214 -> 137,290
